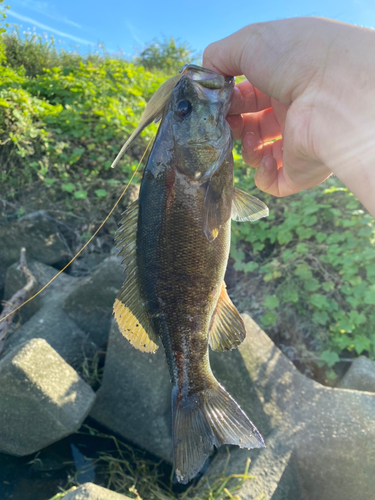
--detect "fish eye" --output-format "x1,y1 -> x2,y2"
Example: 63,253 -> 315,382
176,100 -> 192,118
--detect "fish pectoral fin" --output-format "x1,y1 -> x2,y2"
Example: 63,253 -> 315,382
209,282 -> 246,351
114,199 -> 159,353
202,177 -> 231,242
231,187 -> 269,222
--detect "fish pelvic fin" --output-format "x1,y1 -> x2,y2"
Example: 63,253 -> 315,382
209,282 -> 246,352
172,381 -> 264,484
114,199 -> 159,353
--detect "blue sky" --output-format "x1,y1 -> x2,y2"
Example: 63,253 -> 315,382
5,0 -> 375,57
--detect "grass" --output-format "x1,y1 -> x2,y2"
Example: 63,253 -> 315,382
48,426 -> 262,500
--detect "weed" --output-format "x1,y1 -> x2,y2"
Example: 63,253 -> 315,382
231,150 -> 375,380
48,426 -> 260,500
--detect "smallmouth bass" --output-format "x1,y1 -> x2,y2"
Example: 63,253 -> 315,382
113,65 -> 268,483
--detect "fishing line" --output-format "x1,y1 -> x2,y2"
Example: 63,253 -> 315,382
0,134 -> 155,325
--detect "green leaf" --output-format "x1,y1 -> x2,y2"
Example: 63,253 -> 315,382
310,293 -> 328,310
44,178 -> 56,186
277,230 -> 293,245
333,334 -> 352,351
296,227 -> 314,240
349,276 -> 362,287
264,295 -> 279,310
74,190 -> 87,200
349,310 -> 366,326
243,261 -> 258,273
366,264 -> 375,279
364,289 -> 375,305
252,242 -> 265,252
282,249 -> 296,262
315,232 -> 327,243
294,264 -> 312,281
322,282 -> 335,292
61,182 -> 75,193
282,289 -> 299,303
95,188 -> 108,198
312,311 -> 329,325
358,226 -> 373,237
320,350 -> 340,367
302,215 -> 317,226
304,278 -> 320,292
296,243 -> 308,254
260,311 -> 278,326
353,336 -> 371,355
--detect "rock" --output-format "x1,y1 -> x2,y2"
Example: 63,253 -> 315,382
338,356 -> 375,392
90,314 -> 270,464
0,211 -> 71,289
2,264 -> 96,365
4,260 -> 74,323
199,315 -> 375,500
0,338 -> 95,456
70,253 -> 109,277
92,314 -> 375,500
90,319 -> 172,461
62,483 -> 132,500
62,256 -> 124,347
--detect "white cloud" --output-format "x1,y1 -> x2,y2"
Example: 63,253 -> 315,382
7,10 -> 95,46
125,21 -> 144,47
14,0 -> 82,29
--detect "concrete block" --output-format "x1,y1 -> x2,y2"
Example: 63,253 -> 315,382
0,338 -> 96,456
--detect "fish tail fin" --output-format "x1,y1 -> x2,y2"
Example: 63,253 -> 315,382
172,381 -> 264,484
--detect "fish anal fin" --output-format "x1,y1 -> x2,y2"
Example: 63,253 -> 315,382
114,199 -> 159,353
231,187 -> 269,222
209,282 -> 246,352
114,299 -> 158,353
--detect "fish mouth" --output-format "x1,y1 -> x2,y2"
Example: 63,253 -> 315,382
180,64 -> 234,91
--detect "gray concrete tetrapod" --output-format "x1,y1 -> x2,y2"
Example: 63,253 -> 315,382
92,314 -> 375,500
204,315 -> 375,500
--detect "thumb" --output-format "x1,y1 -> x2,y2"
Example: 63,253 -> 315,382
203,17 -> 336,105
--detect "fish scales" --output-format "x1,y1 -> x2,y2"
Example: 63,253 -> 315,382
114,65 -> 269,484
138,154 -> 233,392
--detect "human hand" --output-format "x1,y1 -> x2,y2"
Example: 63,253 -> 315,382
203,18 -> 375,216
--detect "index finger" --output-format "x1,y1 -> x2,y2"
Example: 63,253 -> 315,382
229,80 -> 272,115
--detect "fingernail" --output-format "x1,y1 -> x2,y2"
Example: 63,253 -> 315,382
243,132 -> 263,153
261,156 -> 275,172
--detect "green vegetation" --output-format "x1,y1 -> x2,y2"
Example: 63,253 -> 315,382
135,36 -> 198,74
0,21 -> 374,383
232,153 -> 375,380
0,27 -> 168,204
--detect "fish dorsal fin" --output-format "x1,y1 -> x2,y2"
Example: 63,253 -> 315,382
231,187 -> 269,222
111,73 -> 182,169
209,282 -> 246,351
113,200 -> 159,353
